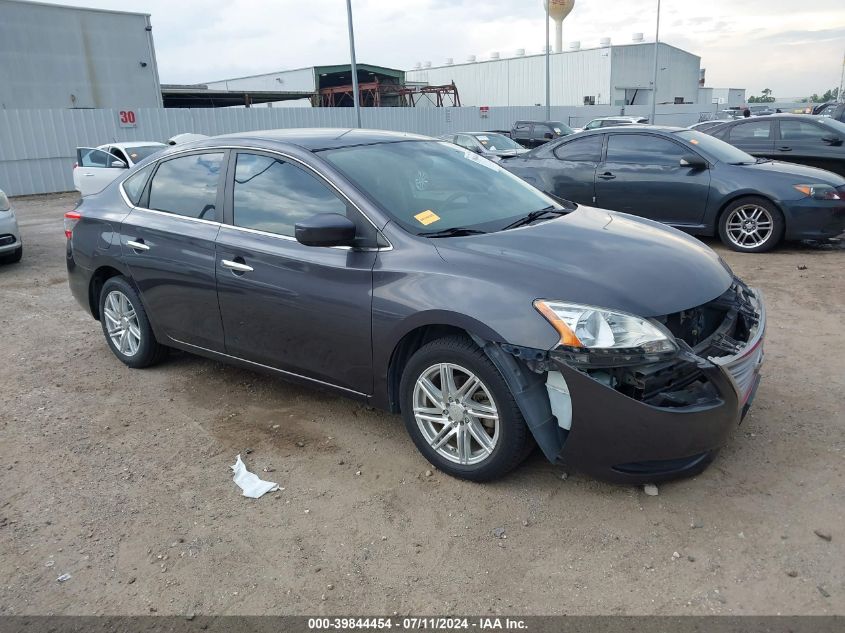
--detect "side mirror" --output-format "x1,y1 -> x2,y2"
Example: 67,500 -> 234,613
543,132 -> 554,140
680,155 -> 708,169
295,213 -> 356,247
110,158 -> 127,169
821,135 -> 842,146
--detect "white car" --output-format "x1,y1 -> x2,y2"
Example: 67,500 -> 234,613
573,116 -> 650,132
0,189 -> 22,263
73,142 -> 166,197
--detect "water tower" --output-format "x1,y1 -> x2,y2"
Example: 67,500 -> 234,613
544,0 -> 575,53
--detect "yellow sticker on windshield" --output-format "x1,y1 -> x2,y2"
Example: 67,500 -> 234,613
414,210 -> 440,226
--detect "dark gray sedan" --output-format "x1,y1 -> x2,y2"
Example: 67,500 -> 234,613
706,114 -> 845,177
66,129 -> 766,483
503,126 -> 845,252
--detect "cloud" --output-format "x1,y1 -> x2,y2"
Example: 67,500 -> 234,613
34,0 -> 845,97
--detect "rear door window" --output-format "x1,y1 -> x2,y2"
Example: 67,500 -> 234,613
605,134 -> 685,165
148,153 -> 224,220
554,136 -> 603,162
729,121 -> 773,141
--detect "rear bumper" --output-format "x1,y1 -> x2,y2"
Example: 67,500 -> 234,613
552,288 -> 765,484
781,198 -> 845,241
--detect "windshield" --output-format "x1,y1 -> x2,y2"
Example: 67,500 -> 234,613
321,141 -> 562,235
674,130 -> 757,165
549,121 -> 574,135
125,145 -> 165,163
473,133 -> 522,151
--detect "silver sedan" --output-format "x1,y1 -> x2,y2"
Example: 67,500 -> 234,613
0,189 -> 22,263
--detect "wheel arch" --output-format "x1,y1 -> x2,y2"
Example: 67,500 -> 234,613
714,192 -> 786,233
383,313 -> 504,414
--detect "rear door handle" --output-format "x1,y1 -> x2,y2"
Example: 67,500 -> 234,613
598,172 -> 616,180
221,259 -> 253,273
126,239 -> 150,251
777,146 -> 792,151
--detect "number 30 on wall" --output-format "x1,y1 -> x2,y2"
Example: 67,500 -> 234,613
118,110 -> 137,128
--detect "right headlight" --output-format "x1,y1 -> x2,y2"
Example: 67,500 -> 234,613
534,300 -> 678,367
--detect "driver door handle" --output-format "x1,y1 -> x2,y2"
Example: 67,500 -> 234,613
221,259 -> 253,273
126,240 -> 150,251
598,172 -> 616,180
777,146 -> 792,151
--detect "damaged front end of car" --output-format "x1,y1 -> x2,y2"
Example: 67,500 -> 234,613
474,280 -> 766,483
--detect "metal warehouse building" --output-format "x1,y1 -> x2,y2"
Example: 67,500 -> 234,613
0,0 -> 162,109
405,40 -> 702,107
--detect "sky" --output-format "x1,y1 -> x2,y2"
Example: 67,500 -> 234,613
42,0 -> 845,98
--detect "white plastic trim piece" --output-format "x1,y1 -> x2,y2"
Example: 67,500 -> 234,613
546,371 -> 573,430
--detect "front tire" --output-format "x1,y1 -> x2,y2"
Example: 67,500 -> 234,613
99,277 -> 167,368
399,336 -> 530,482
718,196 -> 784,253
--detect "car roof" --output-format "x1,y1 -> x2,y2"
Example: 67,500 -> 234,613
590,116 -> 646,121
577,125 -> 683,135
208,128 -> 432,151
100,141 -> 167,150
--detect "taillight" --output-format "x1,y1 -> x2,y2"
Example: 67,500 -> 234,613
64,211 -> 81,239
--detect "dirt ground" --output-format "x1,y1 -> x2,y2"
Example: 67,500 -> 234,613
0,192 -> 843,616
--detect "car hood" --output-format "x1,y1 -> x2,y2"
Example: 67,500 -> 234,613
432,205 -> 734,318
737,159 -> 845,184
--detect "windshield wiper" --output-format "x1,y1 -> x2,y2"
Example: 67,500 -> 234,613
418,227 -> 487,238
501,206 -> 567,231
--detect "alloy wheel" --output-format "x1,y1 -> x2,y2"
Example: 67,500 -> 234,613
412,363 -> 500,465
103,290 -> 142,357
725,204 -> 774,249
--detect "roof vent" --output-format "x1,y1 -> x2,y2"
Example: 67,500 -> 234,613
600,37 -> 611,47
424,61 -> 432,68
632,32 -> 644,42
414,62 -> 422,69
490,51 -> 500,60
445,58 -> 454,65
515,48 -> 526,57
569,41 -> 581,51
467,55 -> 477,63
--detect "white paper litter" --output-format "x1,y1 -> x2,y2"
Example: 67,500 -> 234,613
230,454 -> 279,499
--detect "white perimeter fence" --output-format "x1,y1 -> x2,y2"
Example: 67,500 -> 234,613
1,103 -> 715,196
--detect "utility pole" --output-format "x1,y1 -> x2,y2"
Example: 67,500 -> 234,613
839,49 -> 845,103
545,0 -> 551,120
346,0 -> 361,128
649,0 -> 661,125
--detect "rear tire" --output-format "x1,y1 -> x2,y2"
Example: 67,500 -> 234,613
99,276 -> 167,368
399,335 -> 530,482
718,196 -> 784,253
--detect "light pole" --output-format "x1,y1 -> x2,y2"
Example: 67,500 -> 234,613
649,0 -> 661,125
346,0 -> 361,128
545,0 -> 551,120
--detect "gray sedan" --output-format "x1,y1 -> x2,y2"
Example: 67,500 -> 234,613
439,132 -> 528,161
0,189 -> 22,263
65,129 -> 766,483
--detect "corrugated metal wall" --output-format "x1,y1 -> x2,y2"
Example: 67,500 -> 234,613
0,0 -> 162,109
0,104 -> 712,196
